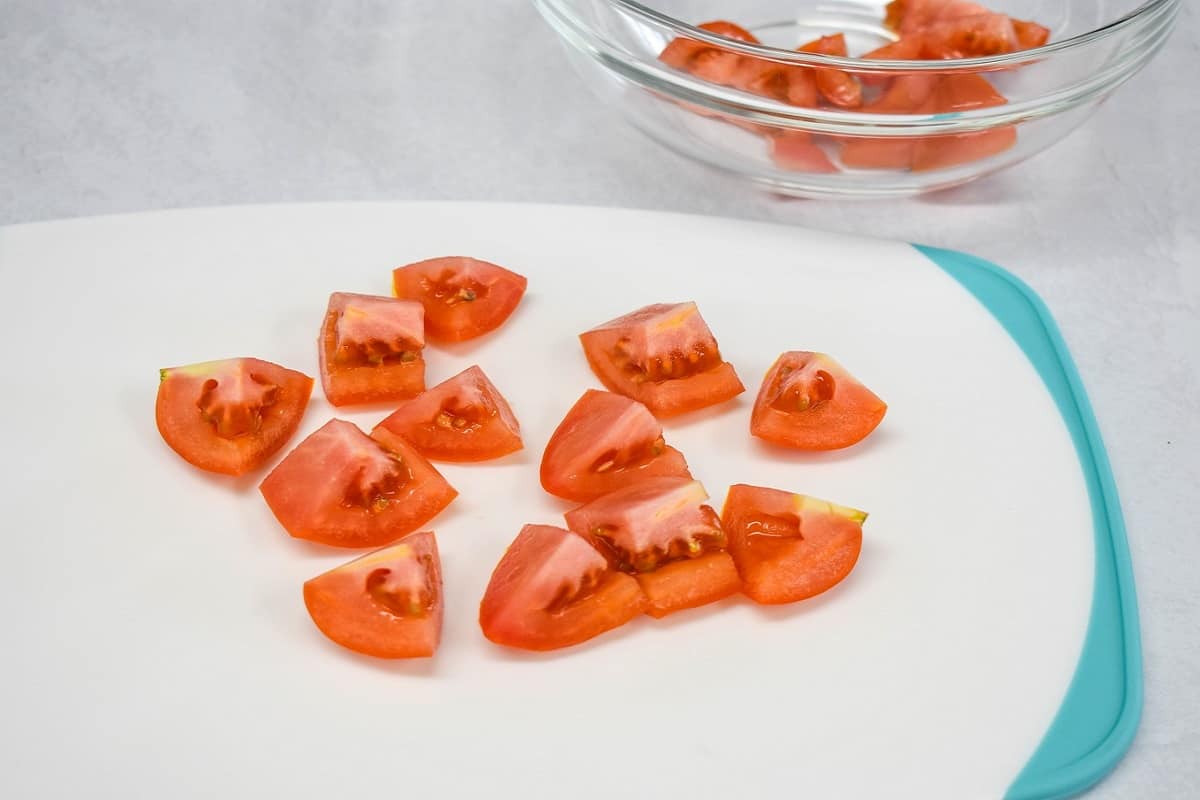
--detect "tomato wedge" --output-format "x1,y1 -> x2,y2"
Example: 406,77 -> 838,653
911,74 -> 1015,170
540,389 -> 691,502
319,292 -> 426,407
722,484 -> 866,604
156,357 -> 313,476
919,13 -> 1018,58
564,478 -> 740,618
771,132 -> 838,173
392,256 -> 527,343
798,34 -> 862,109
659,20 -> 759,77
750,351 -> 887,450
579,302 -> 744,417
304,531 -> 443,658
260,419 -> 457,548
479,524 -> 647,651
885,0 -> 990,34
374,365 -> 522,462
1012,18 -> 1050,49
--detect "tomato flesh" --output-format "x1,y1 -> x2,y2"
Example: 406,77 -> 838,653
580,302 -> 744,417
919,13 -> 1018,58
374,365 -> 522,462
479,524 -> 647,651
798,34 -> 862,109
259,419 -> 457,548
722,484 -> 865,604
303,531 -> 443,658
751,351 -> 887,450
156,357 -> 313,476
392,256 -> 527,343
320,292 -> 425,407
911,74 -> 1014,170
564,477 -> 739,617
771,132 -> 838,173
540,389 -> 691,502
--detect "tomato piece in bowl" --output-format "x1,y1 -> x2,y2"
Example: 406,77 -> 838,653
540,389 -> 691,502
156,357 -> 313,476
580,302 -> 744,417
392,256 -> 527,343
374,365 -> 522,462
304,531 -> 443,658
751,351 -> 886,450
722,484 -> 866,604
260,419 -> 457,548
564,477 -> 741,618
479,524 -> 647,651
319,292 -> 426,407
798,34 -> 862,109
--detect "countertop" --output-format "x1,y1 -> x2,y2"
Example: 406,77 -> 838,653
2,2 -> 1197,797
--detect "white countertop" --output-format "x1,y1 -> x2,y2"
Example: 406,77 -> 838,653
2,2 -> 1197,796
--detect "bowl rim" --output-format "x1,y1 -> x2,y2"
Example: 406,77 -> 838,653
593,0 -> 1177,72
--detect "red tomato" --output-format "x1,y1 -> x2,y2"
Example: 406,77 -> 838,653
721,484 -> 866,604
392,256 -> 527,343
770,132 -> 839,173
579,302 -> 744,417
858,37 -> 926,87
919,13 -> 1019,58
750,351 -> 887,450
260,419 -> 457,548
564,477 -> 740,618
156,357 -> 313,476
886,0 -> 990,34
374,365 -> 522,462
1012,18 -> 1051,49
696,20 -> 759,43
303,531 -> 443,658
910,74 -> 1015,170
866,73 -> 940,113
798,34 -> 862,109
479,524 -> 647,651
319,292 -> 425,407
540,389 -> 692,502
840,137 -> 915,169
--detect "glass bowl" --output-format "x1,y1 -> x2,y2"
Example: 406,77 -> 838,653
533,0 -> 1179,197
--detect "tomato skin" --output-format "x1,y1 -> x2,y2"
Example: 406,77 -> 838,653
580,302 -> 744,418
319,292 -> 426,407
156,357 -> 313,476
750,351 -> 887,450
479,524 -> 647,651
638,552 -> 741,618
303,531 -> 443,658
722,484 -> 865,604
798,34 -> 862,109
374,365 -> 522,462
260,419 -> 457,548
541,390 -> 692,502
392,257 -> 527,343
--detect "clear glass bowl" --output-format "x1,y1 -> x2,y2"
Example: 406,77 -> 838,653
534,0 -> 1179,197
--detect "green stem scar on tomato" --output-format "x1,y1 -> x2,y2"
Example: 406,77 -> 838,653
319,292 -> 427,407
304,531 -> 444,658
155,357 -> 313,476
260,419 -> 457,548
750,351 -> 887,450
721,484 -> 866,604
540,389 -> 692,502
580,302 -> 744,418
479,524 -> 647,651
564,477 -> 741,618
392,256 -> 528,343
374,365 -> 522,463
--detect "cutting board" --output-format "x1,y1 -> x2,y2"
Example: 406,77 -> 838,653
0,203 -> 1140,800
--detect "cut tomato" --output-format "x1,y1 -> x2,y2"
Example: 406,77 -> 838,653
858,37 -> 926,87
541,389 -> 691,502
564,477 -> 739,617
319,292 -> 425,407
919,13 -> 1018,58
579,301 -> 744,417
886,0 -> 991,34
660,19 -> 760,72
722,484 -> 865,604
750,351 -> 887,450
770,132 -> 839,173
910,74 -> 1014,170
260,419 -> 457,548
798,34 -> 862,109
840,137 -> 915,169
479,524 -> 646,651
866,73 -> 940,113
303,531 -> 443,658
374,365 -> 522,462
156,357 -> 313,476
392,256 -> 527,343
1012,18 -> 1051,49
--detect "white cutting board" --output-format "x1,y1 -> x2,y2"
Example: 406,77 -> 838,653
0,203 -> 1124,799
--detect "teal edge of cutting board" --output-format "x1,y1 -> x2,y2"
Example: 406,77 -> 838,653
914,245 -> 1144,800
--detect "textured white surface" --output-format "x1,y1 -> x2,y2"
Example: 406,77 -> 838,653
0,204 -> 1093,799
0,2 -> 1197,797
